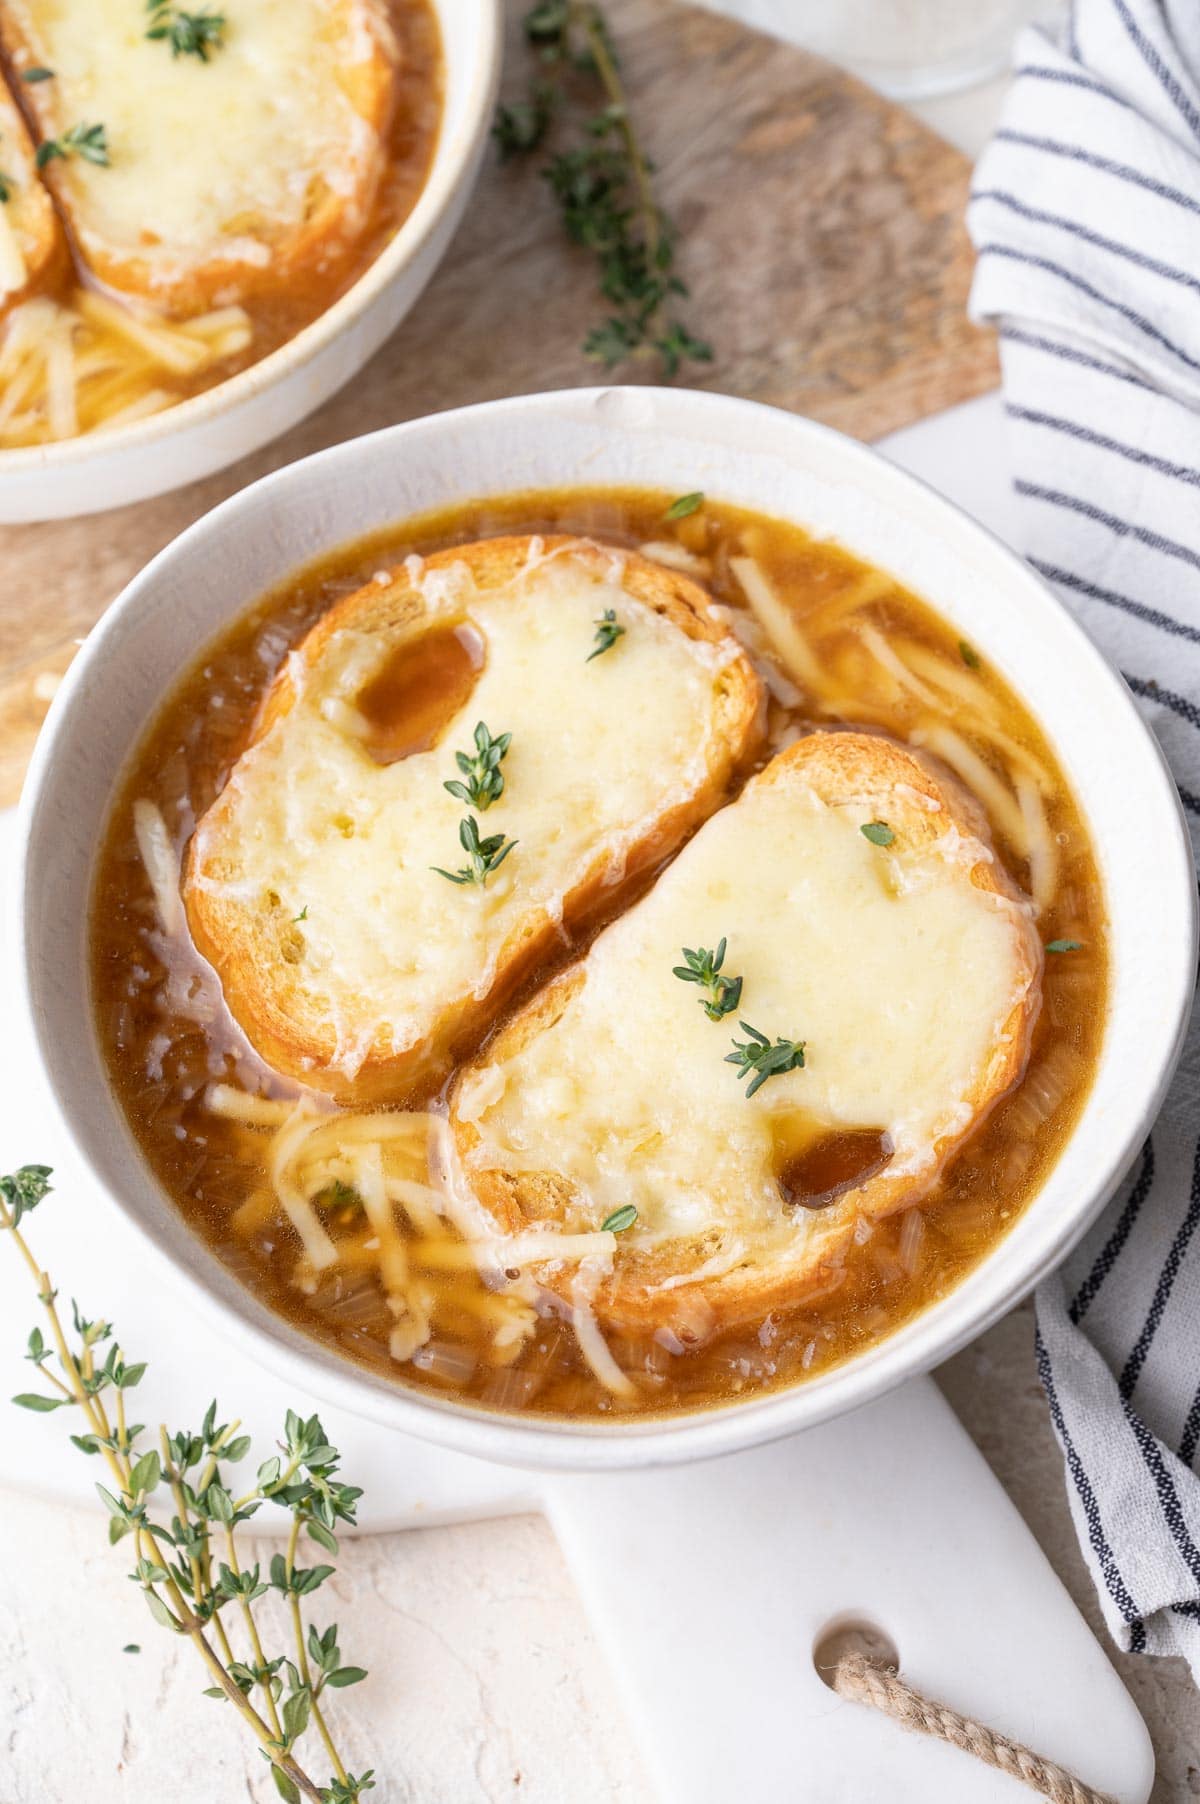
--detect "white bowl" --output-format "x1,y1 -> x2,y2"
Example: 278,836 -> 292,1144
16,387 -> 1197,1469
0,0 -> 502,524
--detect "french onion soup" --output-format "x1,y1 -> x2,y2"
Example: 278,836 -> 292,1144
0,0 -> 442,446
90,489 -> 1108,1418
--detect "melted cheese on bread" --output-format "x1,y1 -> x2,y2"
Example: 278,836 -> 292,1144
186,537 -> 764,1101
452,732 -> 1043,1328
0,80 -> 62,309
0,0 -> 397,312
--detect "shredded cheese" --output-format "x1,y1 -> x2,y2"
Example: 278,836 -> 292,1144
205,1084 -> 296,1126
268,1105 -> 339,1271
856,622 -> 943,710
132,799 -> 183,938
1016,771 -> 1058,914
730,554 -> 824,693
910,724 -> 1030,855
637,539 -> 711,577
0,290 -> 253,449
571,1264 -> 636,1399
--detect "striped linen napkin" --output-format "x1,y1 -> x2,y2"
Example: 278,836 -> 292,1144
966,0 -> 1200,1673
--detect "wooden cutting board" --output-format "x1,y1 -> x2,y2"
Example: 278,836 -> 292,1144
0,0 -> 997,807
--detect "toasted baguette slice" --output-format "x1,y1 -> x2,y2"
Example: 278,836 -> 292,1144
0,0 -> 397,314
449,732 -> 1044,1334
185,535 -> 765,1103
0,79 -> 64,313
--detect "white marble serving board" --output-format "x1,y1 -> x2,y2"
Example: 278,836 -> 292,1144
0,395 -> 1156,1802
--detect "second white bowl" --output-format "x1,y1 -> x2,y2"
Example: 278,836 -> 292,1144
0,0 -> 502,523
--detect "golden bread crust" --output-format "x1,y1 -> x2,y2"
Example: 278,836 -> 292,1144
0,79 -> 66,315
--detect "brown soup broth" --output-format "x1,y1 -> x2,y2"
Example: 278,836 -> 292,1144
89,488 -> 1109,1418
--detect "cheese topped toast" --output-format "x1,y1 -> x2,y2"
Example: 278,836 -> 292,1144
449,732 -> 1044,1332
0,79 -> 63,313
0,0 -> 398,313
185,535 -> 765,1102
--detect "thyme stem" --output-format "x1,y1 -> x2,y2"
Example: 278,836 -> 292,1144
287,1515 -> 348,1784
580,7 -> 657,265
225,1521 -> 286,1742
496,1 -> 712,379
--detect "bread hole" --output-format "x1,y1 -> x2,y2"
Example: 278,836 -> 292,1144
779,1129 -> 893,1211
813,1615 -> 899,1689
354,621 -> 485,765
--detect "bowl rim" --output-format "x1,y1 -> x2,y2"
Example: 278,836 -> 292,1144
16,385 -> 1198,1471
0,0 -> 504,476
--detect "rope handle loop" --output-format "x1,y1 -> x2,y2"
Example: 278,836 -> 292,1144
831,1651 -> 1118,1804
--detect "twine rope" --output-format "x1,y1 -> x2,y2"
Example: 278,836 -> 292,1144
832,1653 -> 1118,1804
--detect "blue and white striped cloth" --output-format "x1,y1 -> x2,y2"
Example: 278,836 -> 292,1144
967,0 -> 1200,1674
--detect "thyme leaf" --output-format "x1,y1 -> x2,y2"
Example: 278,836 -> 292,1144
0,172 -> 10,205
432,814 -> 518,887
444,720 -> 511,812
494,82 -> 555,158
36,122 -> 109,168
673,938 -> 743,1021
725,1023 -> 806,1099
1046,938 -> 1083,953
21,66 -> 54,82
601,1204 -> 638,1232
496,1 -> 712,381
315,1179 -> 360,1214
663,491 -> 704,520
145,3 -> 227,61
860,821 -> 894,847
958,640 -> 982,670
587,607 -> 625,661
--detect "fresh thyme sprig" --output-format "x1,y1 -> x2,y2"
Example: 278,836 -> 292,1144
432,814 -> 518,887
726,1023 -> 806,1098
36,122 -> 109,169
444,720 -> 512,812
673,939 -> 743,1021
0,1165 -> 374,1803
146,3 -> 227,61
588,607 -> 625,661
495,1 -> 712,381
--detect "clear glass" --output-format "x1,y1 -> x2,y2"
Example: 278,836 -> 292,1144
701,1 -> 1064,100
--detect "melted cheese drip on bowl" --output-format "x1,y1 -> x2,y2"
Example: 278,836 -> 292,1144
459,774 -> 1036,1247
190,548 -> 736,1074
3,0 -> 390,288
